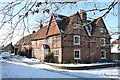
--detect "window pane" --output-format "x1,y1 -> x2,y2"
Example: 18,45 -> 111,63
100,38 -> 105,46
75,37 -> 79,43
54,50 -> 59,56
101,51 -> 104,57
74,36 -> 80,44
100,28 -> 104,33
101,50 -> 106,59
75,51 -> 79,58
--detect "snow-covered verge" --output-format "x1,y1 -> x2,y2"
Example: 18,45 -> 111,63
0,55 -> 119,78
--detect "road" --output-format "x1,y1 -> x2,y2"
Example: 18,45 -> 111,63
1,60 -> 78,78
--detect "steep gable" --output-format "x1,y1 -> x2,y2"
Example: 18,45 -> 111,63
46,15 -> 61,36
94,17 -> 110,35
65,12 -> 83,32
54,14 -> 70,33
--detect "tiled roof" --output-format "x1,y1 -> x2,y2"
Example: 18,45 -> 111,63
16,33 -> 36,45
111,44 -> 120,53
53,14 -> 70,33
53,12 -> 97,37
24,12 -> 109,42
33,26 -> 48,40
112,38 -> 120,44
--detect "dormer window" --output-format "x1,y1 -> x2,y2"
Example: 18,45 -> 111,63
100,28 -> 104,33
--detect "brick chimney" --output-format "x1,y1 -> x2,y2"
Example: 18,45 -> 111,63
80,9 -> 87,20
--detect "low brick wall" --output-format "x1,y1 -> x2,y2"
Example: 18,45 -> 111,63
47,63 -> 120,70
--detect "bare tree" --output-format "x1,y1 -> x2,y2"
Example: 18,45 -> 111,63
0,0 -> 118,47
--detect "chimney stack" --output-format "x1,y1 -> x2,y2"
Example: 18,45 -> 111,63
40,24 -> 43,28
80,9 -> 87,20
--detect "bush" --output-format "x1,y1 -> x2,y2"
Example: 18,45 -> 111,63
18,51 -> 26,57
63,61 -> 69,64
71,60 -> 77,64
45,52 -> 54,62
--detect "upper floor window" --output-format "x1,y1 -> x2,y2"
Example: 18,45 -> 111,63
54,50 -> 59,56
74,35 -> 80,45
37,40 -> 40,45
100,38 -> 106,46
73,23 -> 81,29
44,39 -> 47,44
74,49 -> 81,59
31,41 -> 34,45
100,28 -> 104,33
101,50 -> 106,59
49,37 -> 53,43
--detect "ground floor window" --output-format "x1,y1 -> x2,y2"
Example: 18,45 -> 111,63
31,49 -> 34,57
101,50 -> 106,59
74,49 -> 80,59
54,50 -> 59,56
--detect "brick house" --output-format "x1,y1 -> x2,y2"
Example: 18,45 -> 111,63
31,11 -> 111,63
111,38 -> 120,61
15,32 -> 36,58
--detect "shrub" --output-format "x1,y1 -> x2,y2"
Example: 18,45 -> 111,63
71,60 -> 77,64
63,61 -> 69,64
18,51 -> 26,57
45,52 -> 54,62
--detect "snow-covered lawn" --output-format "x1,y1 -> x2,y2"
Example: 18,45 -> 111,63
0,55 -> 119,78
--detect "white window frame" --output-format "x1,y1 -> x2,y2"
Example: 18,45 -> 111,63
100,28 -> 104,33
49,37 -> 53,43
31,41 -> 34,45
100,38 -> 106,46
37,40 -> 40,45
54,49 -> 59,56
74,35 -> 80,45
44,39 -> 47,44
101,50 -> 106,59
74,49 -> 81,59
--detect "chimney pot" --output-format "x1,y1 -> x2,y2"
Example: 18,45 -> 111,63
32,31 -> 36,33
80,9 -> 87,20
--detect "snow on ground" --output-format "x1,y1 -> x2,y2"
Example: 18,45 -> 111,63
61,67 -> 119,78
1,60 -> 75,78
1,55 -> 119,78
